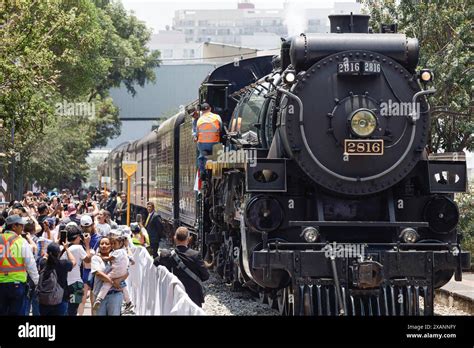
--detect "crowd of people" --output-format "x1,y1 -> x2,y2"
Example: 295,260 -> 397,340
0,189 -> 209,316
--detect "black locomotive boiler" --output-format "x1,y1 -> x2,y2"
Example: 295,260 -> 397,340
100,14 -> 471,316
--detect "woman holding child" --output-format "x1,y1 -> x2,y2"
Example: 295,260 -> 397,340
91,236 -> 128,316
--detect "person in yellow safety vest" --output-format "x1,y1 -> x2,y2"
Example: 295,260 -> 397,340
130,222 -> 146,247
196,102 -> 222,178
0,214 -> 39,315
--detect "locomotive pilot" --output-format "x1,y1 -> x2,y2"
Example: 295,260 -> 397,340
196,103 -> 222,179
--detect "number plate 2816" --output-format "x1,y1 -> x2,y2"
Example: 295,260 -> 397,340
344,139 -> 384,155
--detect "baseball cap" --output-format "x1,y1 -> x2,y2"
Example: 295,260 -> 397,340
66,221 -> 78,228
5,214 -> 28,225
12,203 -> 24,209
109,229 -> 125,240
119,226 -> 131,237
80,215 -> 93,227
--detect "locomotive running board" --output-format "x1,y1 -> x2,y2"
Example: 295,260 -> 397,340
289,221 -> 429,227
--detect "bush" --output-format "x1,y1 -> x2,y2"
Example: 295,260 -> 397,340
455,185 -> 474,255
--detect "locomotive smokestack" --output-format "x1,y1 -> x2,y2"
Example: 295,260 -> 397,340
328,13 -> 370,33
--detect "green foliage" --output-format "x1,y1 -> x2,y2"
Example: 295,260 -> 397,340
0,0 -> 160,191
94,1 -> 161,97
456,187 -> 474,255
362,0 -> 473,153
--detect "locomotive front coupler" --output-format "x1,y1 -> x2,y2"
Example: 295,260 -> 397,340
252,242 -> 470,287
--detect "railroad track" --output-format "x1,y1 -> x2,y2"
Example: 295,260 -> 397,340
202,272 -> 471,316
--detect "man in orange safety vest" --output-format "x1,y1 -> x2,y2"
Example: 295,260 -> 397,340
196,103 -> 222,178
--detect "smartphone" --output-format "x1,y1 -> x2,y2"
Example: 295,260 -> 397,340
60,230 -> 67,244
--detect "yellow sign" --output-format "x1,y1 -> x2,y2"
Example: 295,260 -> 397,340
122,161 -> 138,177
122,160 -> 137,226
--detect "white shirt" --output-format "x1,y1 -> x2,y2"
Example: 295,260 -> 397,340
91,254 -> 105,275
141,227 -> 150,246
109,248 -> 129,277
41,226 -> 58,241
96,223 -> 111,236
61,244 -> 87,285
91,254 -> 113,299
20,240 -> 39,285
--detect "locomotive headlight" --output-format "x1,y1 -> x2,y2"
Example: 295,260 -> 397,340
399,228 -> 419,243
302,227 -> 319,243
349,109 -> 377,137
283,71 -> 296,84
246,196 -> 284,232
419,69 -> 433,83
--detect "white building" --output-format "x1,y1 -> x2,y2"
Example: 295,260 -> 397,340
149,30 -> 202,64
85,149 -> 111,188
148,30 -> 261,65
173,2 -> 286,45
148,1 -> 361,64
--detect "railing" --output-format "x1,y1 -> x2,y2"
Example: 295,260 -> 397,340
127,246 -> 205,315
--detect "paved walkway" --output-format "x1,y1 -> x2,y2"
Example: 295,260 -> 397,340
83,298 -> 92,316
441,273 -> 474,301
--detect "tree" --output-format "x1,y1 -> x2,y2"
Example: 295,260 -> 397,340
91,1 -> 161,98
362,0 -> 473,153
0,0 -> 160,192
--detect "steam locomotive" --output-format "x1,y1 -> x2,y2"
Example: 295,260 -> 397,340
99,14 -> 471,315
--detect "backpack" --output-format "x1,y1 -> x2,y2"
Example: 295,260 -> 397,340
37,265 -> 64,306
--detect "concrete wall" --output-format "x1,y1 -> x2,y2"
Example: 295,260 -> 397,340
104,64 -> 216,149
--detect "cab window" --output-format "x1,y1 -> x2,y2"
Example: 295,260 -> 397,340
239,90 -> 266,144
